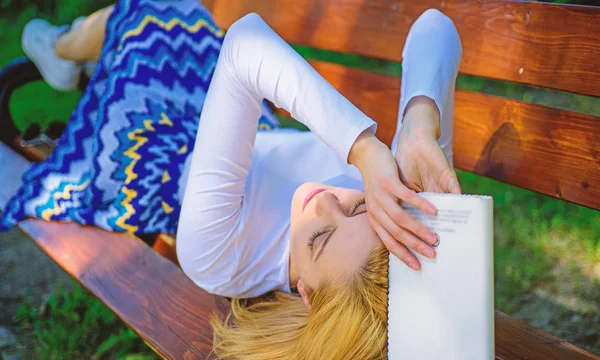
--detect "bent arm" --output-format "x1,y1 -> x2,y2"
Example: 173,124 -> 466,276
176,13 -> 376,295
391,9 -> 462,162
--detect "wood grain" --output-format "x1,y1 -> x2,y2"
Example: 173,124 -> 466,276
2,144 -> 599,359
494,311 -> 600,360
204,0 -> 600,97
154,233 -> 179,265
19,219 -> 230,359
299,60 -> 600,210
0,142 -> 228,359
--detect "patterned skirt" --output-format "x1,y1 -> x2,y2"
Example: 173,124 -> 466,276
0,0 -> 279,234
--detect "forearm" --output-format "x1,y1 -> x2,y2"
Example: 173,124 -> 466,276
391,9 -> 462,158
222,14 -> 377,161
177,13 -> 377,282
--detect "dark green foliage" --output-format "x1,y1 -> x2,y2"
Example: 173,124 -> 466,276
0,0 -> 114,22
14,282 -> 159,360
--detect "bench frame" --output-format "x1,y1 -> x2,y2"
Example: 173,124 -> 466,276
2,0 -> 600,359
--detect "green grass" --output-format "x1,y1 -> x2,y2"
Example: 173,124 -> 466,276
2,0 -> 599,357
13,282 -> 158,360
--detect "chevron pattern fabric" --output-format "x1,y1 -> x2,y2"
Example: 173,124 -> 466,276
0,0 -> 279,234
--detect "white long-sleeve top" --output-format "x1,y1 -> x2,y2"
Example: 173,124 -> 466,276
176,9 -> 462,298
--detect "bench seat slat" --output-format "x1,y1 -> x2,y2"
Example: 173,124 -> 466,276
302,60 -> 600,210
205,0 -> 600,97
16,218 -> 600,360
0,143 -> 227,359
19,219 -> 227,360
2,140 -> 598,360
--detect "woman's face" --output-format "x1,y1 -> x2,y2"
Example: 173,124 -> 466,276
290,182 -> 381,290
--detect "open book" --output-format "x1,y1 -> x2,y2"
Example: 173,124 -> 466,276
388,193 -> 494,359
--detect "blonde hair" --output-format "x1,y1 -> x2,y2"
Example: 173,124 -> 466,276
211,244 -> 389,360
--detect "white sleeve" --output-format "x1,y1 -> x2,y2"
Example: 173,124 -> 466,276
176,13 -> 376,296
390,9 -> 462,165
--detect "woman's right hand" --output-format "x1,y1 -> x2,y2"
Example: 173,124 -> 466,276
349,130 -> 440,270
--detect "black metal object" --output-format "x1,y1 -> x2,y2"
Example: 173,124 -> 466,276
0,57 -> 88,153
0,57 -> 43,149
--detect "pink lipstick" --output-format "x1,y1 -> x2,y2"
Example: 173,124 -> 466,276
303,188 -> 327,211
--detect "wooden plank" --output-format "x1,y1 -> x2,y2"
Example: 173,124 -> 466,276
154,233 -> 179,265
2,123 -> 599,360
205,0 -> 600,97
0,142 -> 226,358
494,311 -> 600,360
453,90 -> 600,211
296,60 -> 600,210
15,219 -> 600,360
18,219 -> 229,360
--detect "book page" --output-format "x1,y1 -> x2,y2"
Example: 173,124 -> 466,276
387,193 -> 494,360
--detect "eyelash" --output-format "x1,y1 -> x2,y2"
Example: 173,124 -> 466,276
309,230 -> 328,250
350,198 -> 366,215
308,199 -> 366,251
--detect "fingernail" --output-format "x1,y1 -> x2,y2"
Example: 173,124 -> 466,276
428,205 -> 437,215
424,248 -> 435,258
428,233 -> 438,244
410,261 -> 420,271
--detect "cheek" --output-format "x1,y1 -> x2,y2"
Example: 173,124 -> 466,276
289,217 -> 314,280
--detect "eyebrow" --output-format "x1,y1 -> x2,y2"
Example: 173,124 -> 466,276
314,210 -> 368,262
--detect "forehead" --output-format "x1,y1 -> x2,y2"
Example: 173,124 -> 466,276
314,214 -> 380,281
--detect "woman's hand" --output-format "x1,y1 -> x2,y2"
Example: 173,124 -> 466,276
349,130 -> 440,271
395,96 -> 461,195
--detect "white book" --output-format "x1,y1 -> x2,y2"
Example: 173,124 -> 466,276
388,193 -> 494,360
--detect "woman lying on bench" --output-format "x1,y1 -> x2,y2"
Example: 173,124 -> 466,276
7,1 -> 461,358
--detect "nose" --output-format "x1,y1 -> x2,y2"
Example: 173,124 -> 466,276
313,191 -> 345,221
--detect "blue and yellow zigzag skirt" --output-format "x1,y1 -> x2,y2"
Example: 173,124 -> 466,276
0,0 -> 279,234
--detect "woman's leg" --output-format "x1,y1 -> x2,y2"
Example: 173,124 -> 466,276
21,5 -> 113,90
55,5 -> 114,63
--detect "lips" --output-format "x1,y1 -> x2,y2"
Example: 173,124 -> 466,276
303,188 -> 327,211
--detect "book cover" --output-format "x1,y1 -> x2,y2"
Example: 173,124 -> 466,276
388,193 -> 494,359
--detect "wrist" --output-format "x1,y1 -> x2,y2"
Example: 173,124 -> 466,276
348,129 -> 384,169
402,96 -> 440,139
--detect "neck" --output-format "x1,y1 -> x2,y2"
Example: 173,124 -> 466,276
289,250 -> 299,290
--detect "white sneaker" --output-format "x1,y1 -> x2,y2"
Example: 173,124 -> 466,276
71,16 -> 87,31
22,19 -> 82,91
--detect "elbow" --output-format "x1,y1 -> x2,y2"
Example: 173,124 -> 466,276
221,13 -> 266,59
227,12 -> 264,37
221,13 -> 279,78
419,9 -> 454,32
416,9 -> 463,64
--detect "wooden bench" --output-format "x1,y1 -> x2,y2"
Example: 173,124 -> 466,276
1,0 -> 599,358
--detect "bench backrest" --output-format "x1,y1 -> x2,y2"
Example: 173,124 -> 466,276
205,0 -> 600,211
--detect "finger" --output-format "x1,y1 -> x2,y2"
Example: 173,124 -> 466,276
448,173 -> 462,194
370,205 -> 436,259
370,216 -> 421,271
385,180 -> 437,216
381,195 -> 438,246
433,154 -> 462,194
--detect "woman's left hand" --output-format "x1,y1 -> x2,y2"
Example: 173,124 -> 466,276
395,96 -> 461,195
349,130 -> 440,271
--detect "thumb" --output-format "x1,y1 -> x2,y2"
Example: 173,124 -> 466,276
445,171 -> 462,194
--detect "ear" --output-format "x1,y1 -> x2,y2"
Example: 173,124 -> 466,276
297,279 -> 312,312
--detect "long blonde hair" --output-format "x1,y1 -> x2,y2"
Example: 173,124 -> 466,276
211,244 -> 389,360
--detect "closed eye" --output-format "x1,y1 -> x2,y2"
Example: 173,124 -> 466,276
350,198 -> 366,215
308,229 -> 328,251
